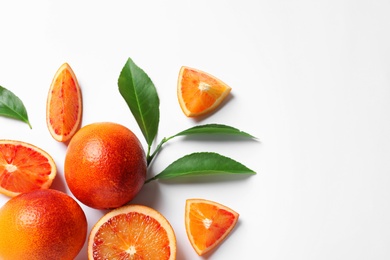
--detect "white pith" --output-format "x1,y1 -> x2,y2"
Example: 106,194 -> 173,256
5,164 -> 17,173
198,81 -> 211,91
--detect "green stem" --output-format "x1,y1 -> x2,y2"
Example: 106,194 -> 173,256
144,175 -> 158,184
145,135 -> 176,179
147,136 -> 175,166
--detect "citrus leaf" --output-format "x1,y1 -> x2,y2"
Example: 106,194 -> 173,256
147,124 -> 256,165
118,58 -> 159,146
146,152 -> 256,183
172,124 -> 256,139
0,86 -> 32,128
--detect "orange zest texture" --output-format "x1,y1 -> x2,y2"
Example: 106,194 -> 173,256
177,66 -> 232,117
88,204 -> 176,260
64,122 -> 147,209
185,198 -> 239,256
0,140 -> 56,197
46,63 -> 82,142
0,189 -> 87,259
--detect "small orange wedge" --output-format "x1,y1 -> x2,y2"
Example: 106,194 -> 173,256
185,198 -> 239,256
177,66 -> 232,117
46,63 -> 82,142
0,140 -> 57,197
88,204 -> 176,260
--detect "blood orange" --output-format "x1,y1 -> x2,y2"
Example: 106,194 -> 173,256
64,122 -> 147,209
0,189 -> 87,259
88,204 -> 176,259
0,140 -> 56,197
46,62 -> 82,142
177,66 -> 232,117
185,198 -> 239,256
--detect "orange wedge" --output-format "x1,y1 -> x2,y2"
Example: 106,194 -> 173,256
185,198 -> 239,256
46,63 -> 82,142
88,204 -> 176,260
177,66 -> 232,117
0,140 -> 57,197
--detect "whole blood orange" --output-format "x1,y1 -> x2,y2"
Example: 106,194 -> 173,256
185,198 -> 239,256
177,66 -> 232,117
64,122 -> 147,209
0,189 -> 87,260
88,204 -> 176,259
46,62 -> 82,142
0,139 -> 57,197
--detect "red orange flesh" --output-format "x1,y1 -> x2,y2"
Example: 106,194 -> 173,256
185,198 -> 239,256
178,66 -> 232,117
88,204 -> 176,259
46,62 -> 82,142
0,140 -> 56,197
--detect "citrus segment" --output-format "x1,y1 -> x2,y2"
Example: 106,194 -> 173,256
185,198 -> 239,256
177,66 -> 232,117
46,62 -> 82,142
0,189 -> 87,260
88,204 -> 176,260
0,140 -> 56,197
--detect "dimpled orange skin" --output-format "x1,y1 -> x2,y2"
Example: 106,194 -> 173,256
0,189 -> 87,260
64,122 -> 147,209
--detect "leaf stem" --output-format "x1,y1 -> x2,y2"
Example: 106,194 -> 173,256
147,136 -> 174,166
144,175 -> 157,184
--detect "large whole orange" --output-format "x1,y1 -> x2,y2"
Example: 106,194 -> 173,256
0,189 -> 87,260
65,122 -> 147,209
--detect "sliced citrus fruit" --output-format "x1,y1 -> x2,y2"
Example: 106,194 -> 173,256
88,204 -> 176,260
0,140 -> 57,197
46,62 -> 82,142
177,66 -> 232,117
185,198 -> 239,256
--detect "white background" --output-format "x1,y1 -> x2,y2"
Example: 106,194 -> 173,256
1,0 -> 390,259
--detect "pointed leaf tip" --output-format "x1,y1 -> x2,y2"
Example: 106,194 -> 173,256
0,86 -> 32,128
118,58 -> 160,146
147,152 -> 256,182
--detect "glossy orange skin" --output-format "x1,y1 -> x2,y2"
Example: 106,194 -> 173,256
0,189 -> 87,260
64,122 -> 147,209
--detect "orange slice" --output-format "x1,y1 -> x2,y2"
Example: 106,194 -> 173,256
185,198 -> 239,256
88,204 -> 176,260
46,63 -> 82,142
0,140 -> 57,197
177,66 -> 232,117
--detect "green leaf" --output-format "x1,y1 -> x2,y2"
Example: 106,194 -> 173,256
147,124 -> 257,166
172,123 -> 256,139
146,152 -> 256,183
118,57 -> 159,147
0,86 -> 32,128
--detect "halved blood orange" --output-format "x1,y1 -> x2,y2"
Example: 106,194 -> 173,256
0,140 -> 57,197
185,198 -> 239,256
177,66 -> 232,117
46,63 -> 82,142
88,204 -> 176,260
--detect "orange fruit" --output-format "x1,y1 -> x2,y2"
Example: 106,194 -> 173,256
88,204 -> 176,260
46,62 -> 82,142
0,189 -> 87,260
0,140 -> 56,197
177,66 -> 232,117
185,198 -> 239,256
64,122 -> 147,209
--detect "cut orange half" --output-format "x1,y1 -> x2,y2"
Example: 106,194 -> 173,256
88,204 -> 176,260
46,63 -> 82,142
177,66 -> 232,117
0,140 -> 57,197
185,198 -> 239,256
